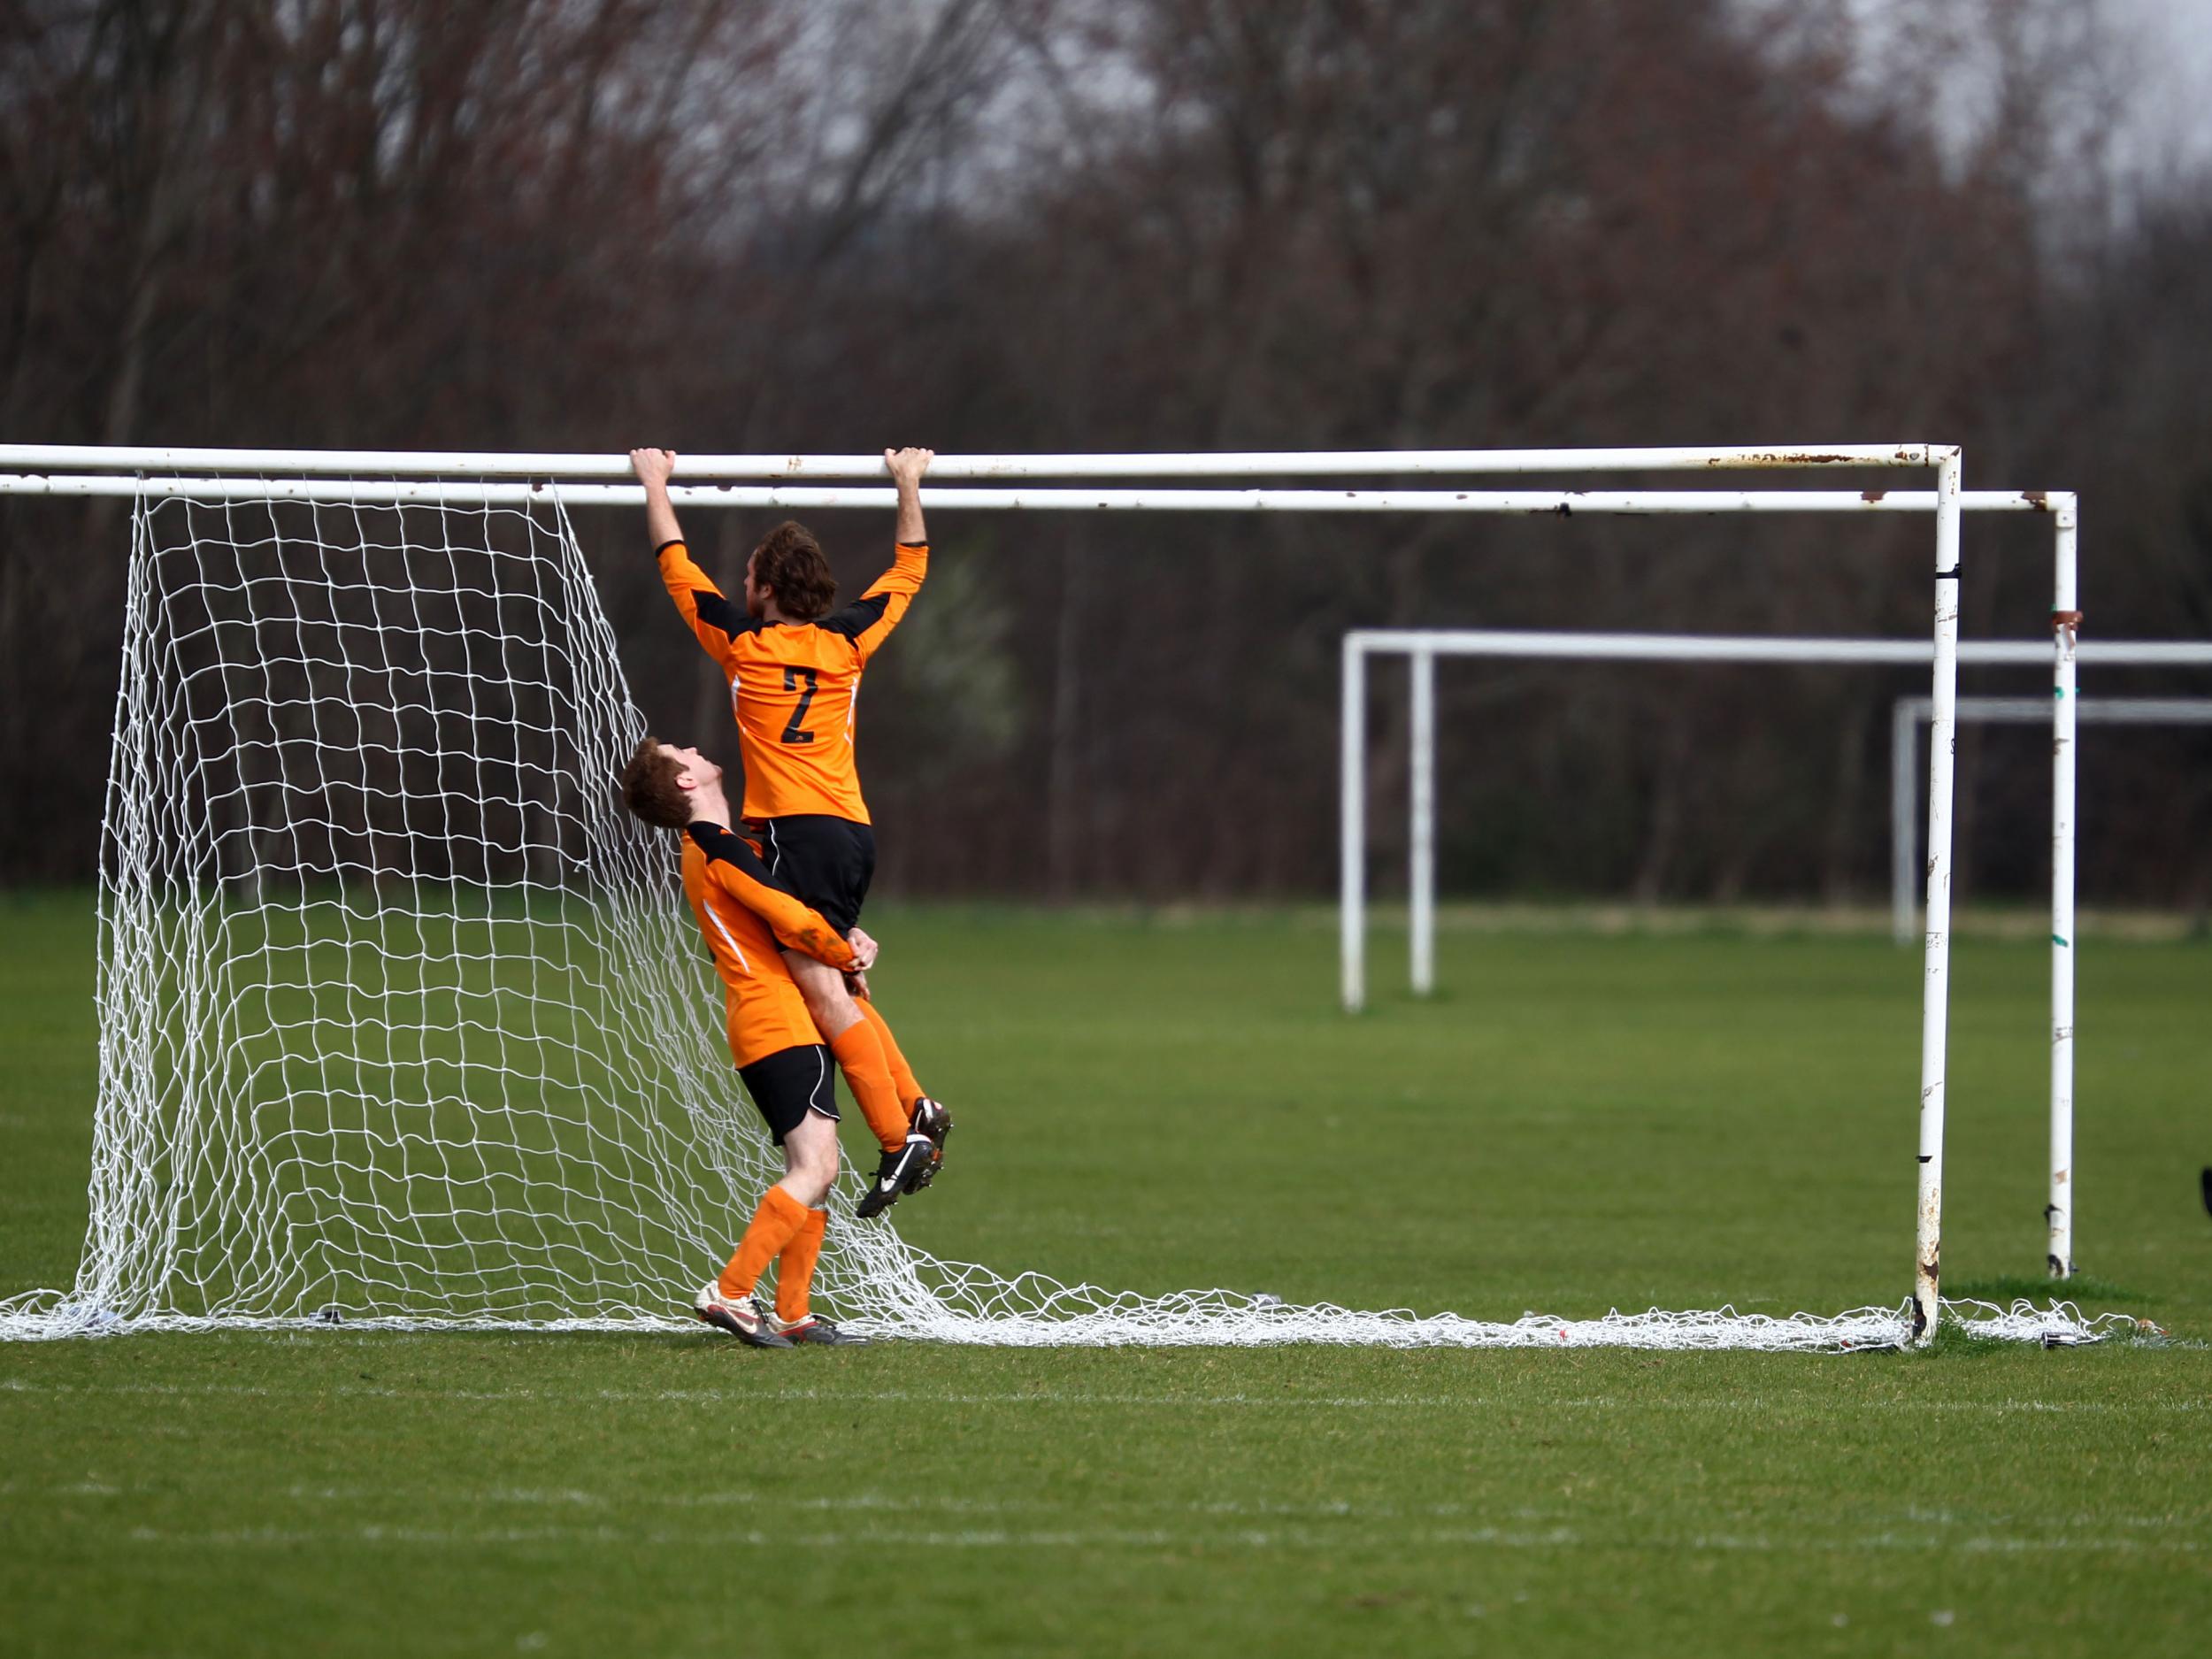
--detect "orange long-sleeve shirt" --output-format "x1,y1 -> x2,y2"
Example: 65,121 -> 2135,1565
680,820 -> 856,1067
656,539 -> 927,824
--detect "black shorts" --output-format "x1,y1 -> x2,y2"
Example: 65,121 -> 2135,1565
737,1043 -> 839,1145
750,815 -> 876,935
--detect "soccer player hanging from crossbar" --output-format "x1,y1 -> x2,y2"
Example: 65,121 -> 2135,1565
629,446 -> 950,1217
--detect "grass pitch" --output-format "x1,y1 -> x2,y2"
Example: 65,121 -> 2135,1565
3,891 -> 2208,1656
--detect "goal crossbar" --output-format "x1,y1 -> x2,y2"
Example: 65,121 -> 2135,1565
0,475 -> 2060,516
0,442 -> 1956,480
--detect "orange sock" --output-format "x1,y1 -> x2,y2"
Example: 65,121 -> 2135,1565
856,999 -> 925,1110
774,1207 -> 828,1325
718,1187 -> 810,1300
829,1018 -> 909,1154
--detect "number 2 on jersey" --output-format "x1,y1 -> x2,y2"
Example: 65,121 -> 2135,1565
780,666 -> 819,744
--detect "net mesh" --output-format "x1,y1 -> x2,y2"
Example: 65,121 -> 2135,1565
0,486 -> 2134,1351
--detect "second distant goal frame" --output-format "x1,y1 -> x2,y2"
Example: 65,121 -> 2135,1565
1346,609 -> 2212,1287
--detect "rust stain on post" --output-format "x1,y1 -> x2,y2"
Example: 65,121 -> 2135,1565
1862,488 -> 1887,503
1707,451 -> 1862,467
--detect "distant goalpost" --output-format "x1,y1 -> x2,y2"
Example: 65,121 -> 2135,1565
1343,626 -> 2212,1286
1889,692 -> 2212,945
0,442 -> 2119,1348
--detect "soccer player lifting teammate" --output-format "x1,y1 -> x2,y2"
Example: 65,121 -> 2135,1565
631,444 -> 949,1217
620,739 -> 873,1347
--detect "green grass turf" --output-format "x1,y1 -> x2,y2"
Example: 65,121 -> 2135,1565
3,889 -> 2208,1656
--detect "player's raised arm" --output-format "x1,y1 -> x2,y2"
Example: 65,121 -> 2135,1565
818,446 -> 933,662
632,447 -> 684,548
685,821 -> 858,972
889,446 -> 930,546
633,447 -> 755,666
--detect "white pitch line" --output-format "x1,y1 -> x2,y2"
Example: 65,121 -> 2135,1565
98,1520 -> 2204,1555
22,1479 -> 2207,1544
4,1477 -> 1536,1525
4,1375 -> 2206,1415
27,1478 -> 2208,1542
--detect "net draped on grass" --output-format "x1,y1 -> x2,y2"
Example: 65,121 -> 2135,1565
0,488 -> 2130,1350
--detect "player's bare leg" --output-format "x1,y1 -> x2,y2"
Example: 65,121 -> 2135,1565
776,1104 -> 841,1210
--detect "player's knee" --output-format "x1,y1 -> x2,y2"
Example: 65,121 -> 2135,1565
787,1130 -> 838,1207
792,1164 -> 835,1209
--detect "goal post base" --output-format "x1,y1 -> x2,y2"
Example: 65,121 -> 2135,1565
0,1287 -> 2147,1351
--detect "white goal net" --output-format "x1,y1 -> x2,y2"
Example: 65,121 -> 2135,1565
0,467 -> 2131,1349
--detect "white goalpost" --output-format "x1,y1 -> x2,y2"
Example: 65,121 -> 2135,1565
1344,627 -> 2212,1286
0,442 -> 2123,1348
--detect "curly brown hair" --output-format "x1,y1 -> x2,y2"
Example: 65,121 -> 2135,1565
751,521 -> 837,621
619,738 -> 691,830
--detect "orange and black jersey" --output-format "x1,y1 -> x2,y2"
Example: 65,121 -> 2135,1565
657,538 -> 928,824
680,820 -> 856,1069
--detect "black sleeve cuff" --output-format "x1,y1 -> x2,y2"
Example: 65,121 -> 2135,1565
654,538 -> 687,559
686,820 -> 740,861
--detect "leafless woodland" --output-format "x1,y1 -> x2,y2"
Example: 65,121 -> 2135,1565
4,0 -> 2208,907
